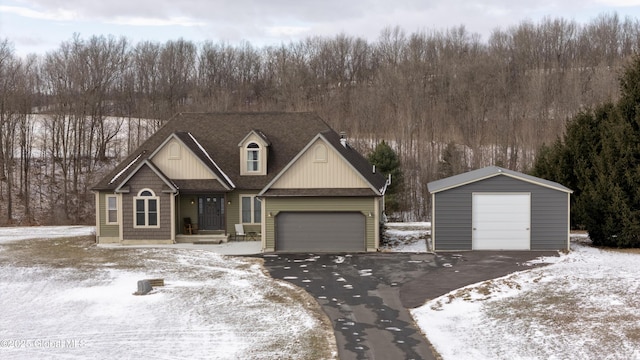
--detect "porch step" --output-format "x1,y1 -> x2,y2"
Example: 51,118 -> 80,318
193,239 -> 224,245
176,234 -> 229,244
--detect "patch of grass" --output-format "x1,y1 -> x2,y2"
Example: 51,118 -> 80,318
259,281 -> 336,359
604,248 -> 640,254
625,327 -> 640,342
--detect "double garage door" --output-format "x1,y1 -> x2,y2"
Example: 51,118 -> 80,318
276,212 -> 365,252
472,193 -> 531,250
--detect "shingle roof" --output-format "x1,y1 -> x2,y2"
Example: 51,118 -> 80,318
427,166 -> 573,194
261,188 -> 379,197
93,112 -> 386,194
320,130 -> 388,194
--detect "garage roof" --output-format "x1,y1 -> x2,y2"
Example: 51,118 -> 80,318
427,166 -> 573,194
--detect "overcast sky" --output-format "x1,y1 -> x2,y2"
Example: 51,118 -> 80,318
2,0 -> 640,57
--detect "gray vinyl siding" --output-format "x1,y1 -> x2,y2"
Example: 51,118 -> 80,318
122,165 -> 172,241
433,175 -> 568,251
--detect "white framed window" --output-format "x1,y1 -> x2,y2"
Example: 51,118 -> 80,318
246,142 -> 260,172
106,195 -> 118,225
240,195 -> 261,224
134,189 -> 160,228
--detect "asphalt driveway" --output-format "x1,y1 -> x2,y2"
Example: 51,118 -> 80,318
260,250 -> 559,360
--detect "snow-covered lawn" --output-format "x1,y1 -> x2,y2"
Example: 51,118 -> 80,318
0,226 -> 94,244
10,223 -> 636,360
0,229 -> 335,359
412,236 -> 640,360
381,222 -> 430,252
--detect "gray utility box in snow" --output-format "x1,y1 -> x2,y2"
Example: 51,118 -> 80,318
134,280 -> 153,295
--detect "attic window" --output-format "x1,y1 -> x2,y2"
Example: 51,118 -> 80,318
314,144 -> 328,163
247,142 -> 260,172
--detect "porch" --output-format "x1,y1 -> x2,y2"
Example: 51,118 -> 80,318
177,193 -> 227,237
175,231 -> 229,245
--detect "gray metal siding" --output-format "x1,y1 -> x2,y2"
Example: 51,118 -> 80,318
434,189 -> 472,250
531,189 -> 568,250
433,175 -> 568,251
276,212 -> 365,252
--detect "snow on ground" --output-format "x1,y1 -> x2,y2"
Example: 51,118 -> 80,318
382,222 -> 431,252
0,226 -> 94,244
0,229 -> 335,360
15,224 -> 630,359
411,238 -> 640,360
99,240 -> 263,255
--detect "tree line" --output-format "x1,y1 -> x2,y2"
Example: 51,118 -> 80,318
533,56 -> 640,248
0,12 -> 638,224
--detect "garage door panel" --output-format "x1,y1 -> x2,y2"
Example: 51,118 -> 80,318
276,212 -> 365,252
473,193 -> 530,250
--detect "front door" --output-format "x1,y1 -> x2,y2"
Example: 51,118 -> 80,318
198,195 -> 224,230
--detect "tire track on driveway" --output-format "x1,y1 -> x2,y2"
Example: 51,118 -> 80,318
261,253 -> 436,360
259,251 -> 559,360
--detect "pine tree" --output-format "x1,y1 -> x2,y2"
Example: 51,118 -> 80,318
368,141 -> 403,214
532,56 -> 640,247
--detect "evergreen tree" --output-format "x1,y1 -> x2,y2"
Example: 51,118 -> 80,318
368,141 -> 403,214
532,56 -> 640,247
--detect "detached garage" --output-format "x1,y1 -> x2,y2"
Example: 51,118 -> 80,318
427,166 -> 572,251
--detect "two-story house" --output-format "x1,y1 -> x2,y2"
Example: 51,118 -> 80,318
92,112 -> 388,252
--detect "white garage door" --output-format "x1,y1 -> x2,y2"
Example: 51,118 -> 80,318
472,193 -> 531,250
276,212 -> 365,252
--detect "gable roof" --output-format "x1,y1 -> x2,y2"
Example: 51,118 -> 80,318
258,131 -> 387,196
237,129 -> 271,147
321,130 -> 388,194
114,159 -> 178,193
146,132 -> 234,190
93,112 -> 385,194
427,166 -> 573,194
180,132 -> 235,189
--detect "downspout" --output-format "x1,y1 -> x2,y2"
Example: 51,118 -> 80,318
172,190 -> 179,244
256,196 -> 265,251
567,192 -> 571,252
430,193 -> 436,253
94,192 -> 100,244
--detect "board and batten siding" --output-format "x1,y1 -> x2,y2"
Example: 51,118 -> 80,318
433,175 -> 569,251
97,192 -> 120,242
271,138 -> 370,189
263,197 -> 378,251
121,165 -> 173,243
152,139 -> 216,180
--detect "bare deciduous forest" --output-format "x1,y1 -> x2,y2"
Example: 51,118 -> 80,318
0,13 -> 637,224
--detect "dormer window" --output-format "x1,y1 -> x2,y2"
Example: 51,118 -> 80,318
239,130 -> 269,176
247,143 -> 260,172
